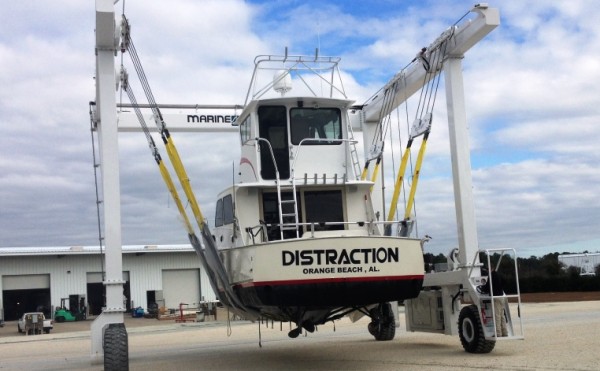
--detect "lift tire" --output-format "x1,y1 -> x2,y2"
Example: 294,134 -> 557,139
55,316 -> 65,323
104,323 -> 129,371
458,305 -> 495,353
368,302 -> 396,341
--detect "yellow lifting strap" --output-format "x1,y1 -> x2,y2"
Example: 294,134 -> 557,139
157,160 -> 195,236
403,131 -> 429,220
163,135 -> 207,229
360,161 -> 370,181
386,138 -> 413,221
369,155 -> 382,192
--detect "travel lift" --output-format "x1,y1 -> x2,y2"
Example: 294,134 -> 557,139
92,0 -> 523,367
353,3 -> 524,351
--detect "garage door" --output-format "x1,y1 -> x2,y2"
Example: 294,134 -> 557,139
2,274 -> 51,320
162,269 -> 200,309
3,274 -> 50,290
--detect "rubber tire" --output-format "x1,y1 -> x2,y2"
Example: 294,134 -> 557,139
104,323 -> 129,371
44,329 -> 50,334
55,316 -> 65,323
458,305 -> 495,353
18,325 -> 22,333
368,302 -> 396,341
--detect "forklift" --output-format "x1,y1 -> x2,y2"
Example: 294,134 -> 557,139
54,295 -> 86,322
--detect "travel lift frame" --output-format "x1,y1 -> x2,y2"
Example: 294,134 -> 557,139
92,0 -> 522,366
356,3 -> 523,349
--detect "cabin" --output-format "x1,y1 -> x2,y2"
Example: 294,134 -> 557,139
213,96 -> 378,248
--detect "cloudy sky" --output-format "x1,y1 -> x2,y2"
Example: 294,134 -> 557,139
1,0 -> 599,258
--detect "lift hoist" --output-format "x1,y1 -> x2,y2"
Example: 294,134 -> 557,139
362,27 -> 452,237
117,15 -> 255,318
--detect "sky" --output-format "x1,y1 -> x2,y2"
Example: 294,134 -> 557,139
1,0 -> 599,258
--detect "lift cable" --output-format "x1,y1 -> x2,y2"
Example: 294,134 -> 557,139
120,70 -> 195,237
88,102 -> 105,283
118,15 -> 254,315
402,41 -> 447,227
386,29 -> 453,236
121,16 -> 206,229
120,69 -> 235,310
369,80 -> 400,190
360,78 -> 399,183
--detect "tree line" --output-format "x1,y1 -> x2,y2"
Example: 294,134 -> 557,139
423,251 -> 600,294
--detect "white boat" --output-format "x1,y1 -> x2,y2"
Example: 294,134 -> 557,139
194,54 -> 425,338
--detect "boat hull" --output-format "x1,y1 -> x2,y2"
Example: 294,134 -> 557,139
222,236 -> 425,309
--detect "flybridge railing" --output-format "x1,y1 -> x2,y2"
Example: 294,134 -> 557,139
244,49 -> 347,104
244,220 -> 418,244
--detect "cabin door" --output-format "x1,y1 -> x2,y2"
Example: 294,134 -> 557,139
257,106 -> 290,180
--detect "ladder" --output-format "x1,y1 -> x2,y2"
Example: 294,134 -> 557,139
347,119 -> 362,180
276,173 -> 300,240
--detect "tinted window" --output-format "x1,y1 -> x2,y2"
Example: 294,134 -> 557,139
223,195 -> 234,225
290,108 -> 342,145
261,191 -> 302,240
215,198 -> 224,227
239,115 -> 251,144
258,106 -> 290,179
304,190 -> 344,231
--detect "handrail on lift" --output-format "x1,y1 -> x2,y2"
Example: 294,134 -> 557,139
480,248 -> 525,341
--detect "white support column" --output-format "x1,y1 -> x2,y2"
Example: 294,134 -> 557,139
443,57 -> 480,268
91,0 -> 125,364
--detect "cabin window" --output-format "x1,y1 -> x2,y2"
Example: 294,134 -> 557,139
303,190 -> 344,231
222,195 -> 234,224
215,198 -> 224,227
290,108 -> 342,145
258,106 -> 290,180
239,115 -> 252,144
214,194 -> 234,227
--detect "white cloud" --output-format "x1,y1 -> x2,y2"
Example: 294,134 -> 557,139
1,0 -> 599,259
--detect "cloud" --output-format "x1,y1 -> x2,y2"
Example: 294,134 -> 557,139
1,0 -> 599,260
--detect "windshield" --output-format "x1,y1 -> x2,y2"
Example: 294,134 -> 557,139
290,108 -> 342,145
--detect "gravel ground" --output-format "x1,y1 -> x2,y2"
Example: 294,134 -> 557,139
0,300 -> 598,370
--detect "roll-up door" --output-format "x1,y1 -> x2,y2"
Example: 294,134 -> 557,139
3,274 -> 50,290
2,274 -> 51,320
162,269 -> 200,310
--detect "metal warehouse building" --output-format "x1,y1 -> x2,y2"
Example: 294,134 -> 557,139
0,245 -> 216,321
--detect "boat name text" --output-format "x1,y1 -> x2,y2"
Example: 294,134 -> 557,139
282,247 -> 399,266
